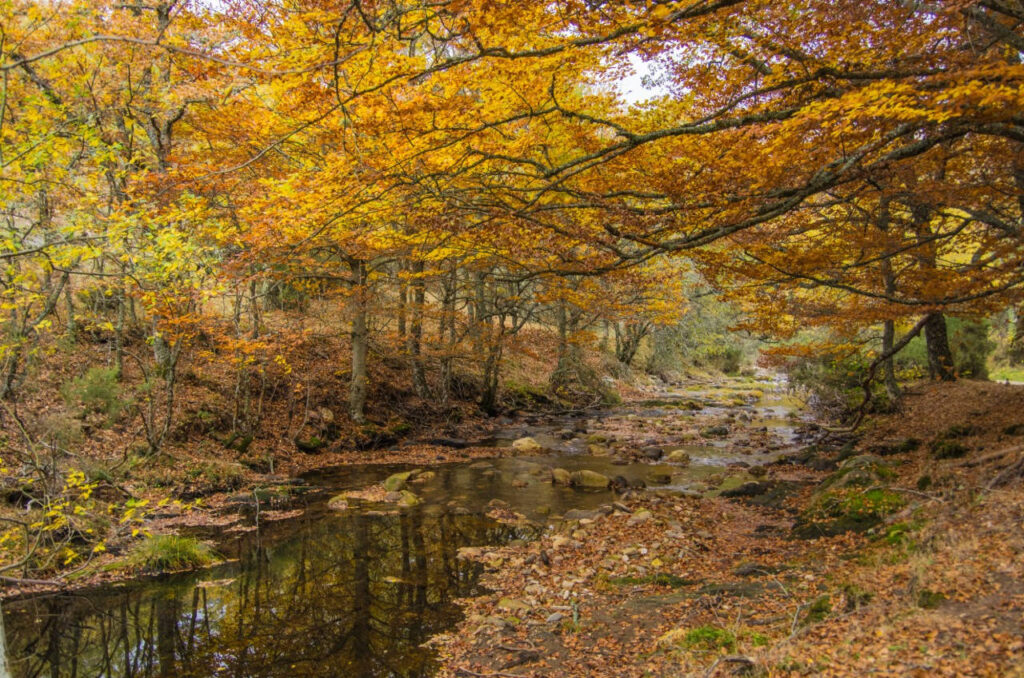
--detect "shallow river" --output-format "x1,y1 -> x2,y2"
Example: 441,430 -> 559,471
2,379 -> 800,677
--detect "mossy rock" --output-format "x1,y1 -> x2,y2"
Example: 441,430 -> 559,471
551,468 -> 572,486
383,471 -> 415,492
295,436 -> 326,453
570,469 -> 611,490
396,490 -> 421,507
820,455 -> 894,490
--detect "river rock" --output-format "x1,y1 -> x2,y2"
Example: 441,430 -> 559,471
665,450 -> 691,464
551,468 -> 572,485
570,469 -> 611,490
396,490 -> 421,507
701,425 -> 730,437
383,471 -> 414,492
648,471 -> 672,485
628,509 -> 652,525
563,508 -> 604,521
720,481 -> 770,498
410,470 -> 436,484
641,446 -> 664,461
512,437 -> 542,452
588,443 -> 611,456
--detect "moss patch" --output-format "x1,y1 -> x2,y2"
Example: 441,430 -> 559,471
127,535 -> 216,574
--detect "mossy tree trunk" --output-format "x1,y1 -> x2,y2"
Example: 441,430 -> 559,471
924,312 -> 956,381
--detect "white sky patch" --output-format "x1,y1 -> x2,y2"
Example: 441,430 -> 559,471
617,53 -> 671,104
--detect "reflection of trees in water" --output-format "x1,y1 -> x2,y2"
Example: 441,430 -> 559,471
5,509 -> 513,678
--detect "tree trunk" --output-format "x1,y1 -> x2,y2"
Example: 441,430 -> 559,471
349,259 -> 369,424
439,265 -> 457,403
881,319 -> 901,402
407,259 -> 429,399
924,312 -> 956,381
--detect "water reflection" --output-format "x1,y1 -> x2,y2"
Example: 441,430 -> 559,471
5,506 -> 518,678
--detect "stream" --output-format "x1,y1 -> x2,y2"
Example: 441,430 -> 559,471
2,377 -> 802,677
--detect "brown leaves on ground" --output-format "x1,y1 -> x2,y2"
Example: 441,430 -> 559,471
436,381 -> 1024,677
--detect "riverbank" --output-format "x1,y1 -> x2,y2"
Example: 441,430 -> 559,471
435,380 -> 1024,677
0,370 -> 765,601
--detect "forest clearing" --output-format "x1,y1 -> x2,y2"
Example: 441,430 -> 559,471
1,1 -> 1024,676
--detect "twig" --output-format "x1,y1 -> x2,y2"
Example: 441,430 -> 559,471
703,655 -> 755,677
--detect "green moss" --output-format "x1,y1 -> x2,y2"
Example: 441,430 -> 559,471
840,583 -> 873,611
916,589 -> 947,609
127,535 -> 216,573
682,625 -> 736,652
795,488 -> 905,538
744,630 -> 770,647
929,439 -> 968,459
802,595 -> 832,625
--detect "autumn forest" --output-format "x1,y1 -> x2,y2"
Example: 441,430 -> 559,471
2,1 -> 1024,676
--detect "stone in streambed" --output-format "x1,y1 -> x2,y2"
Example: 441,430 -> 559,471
396,490 -> 421,507
720,481 -> 770,498
512,437 -> 542,452
383,471 -> 414,492
551,468 -> 573,486
665,449 -> 691,464
570,469 -> 611,490
627,509 -> 652,525
641,446 -> 664,461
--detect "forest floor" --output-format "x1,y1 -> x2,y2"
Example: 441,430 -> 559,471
435,380 -> 1024,677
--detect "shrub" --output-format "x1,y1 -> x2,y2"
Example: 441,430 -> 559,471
127,534 -> 216,573
61,367 -> 126,422
929,440 -> 968,459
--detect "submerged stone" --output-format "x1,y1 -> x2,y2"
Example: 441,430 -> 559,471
383,471 -> 414,492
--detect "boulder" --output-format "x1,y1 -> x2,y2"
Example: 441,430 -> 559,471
512,437 -> 542,452
383,471 -> 415,492
551,468 -> 573,486
641,446 -> 664,461
396,490 -> 421,507
627,509 -> 652,525
665,450 -> 691,464
648,471 -> 672,485
720,481 -> 769,498
409,470 -> 436,484
570,469 -> 611,490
